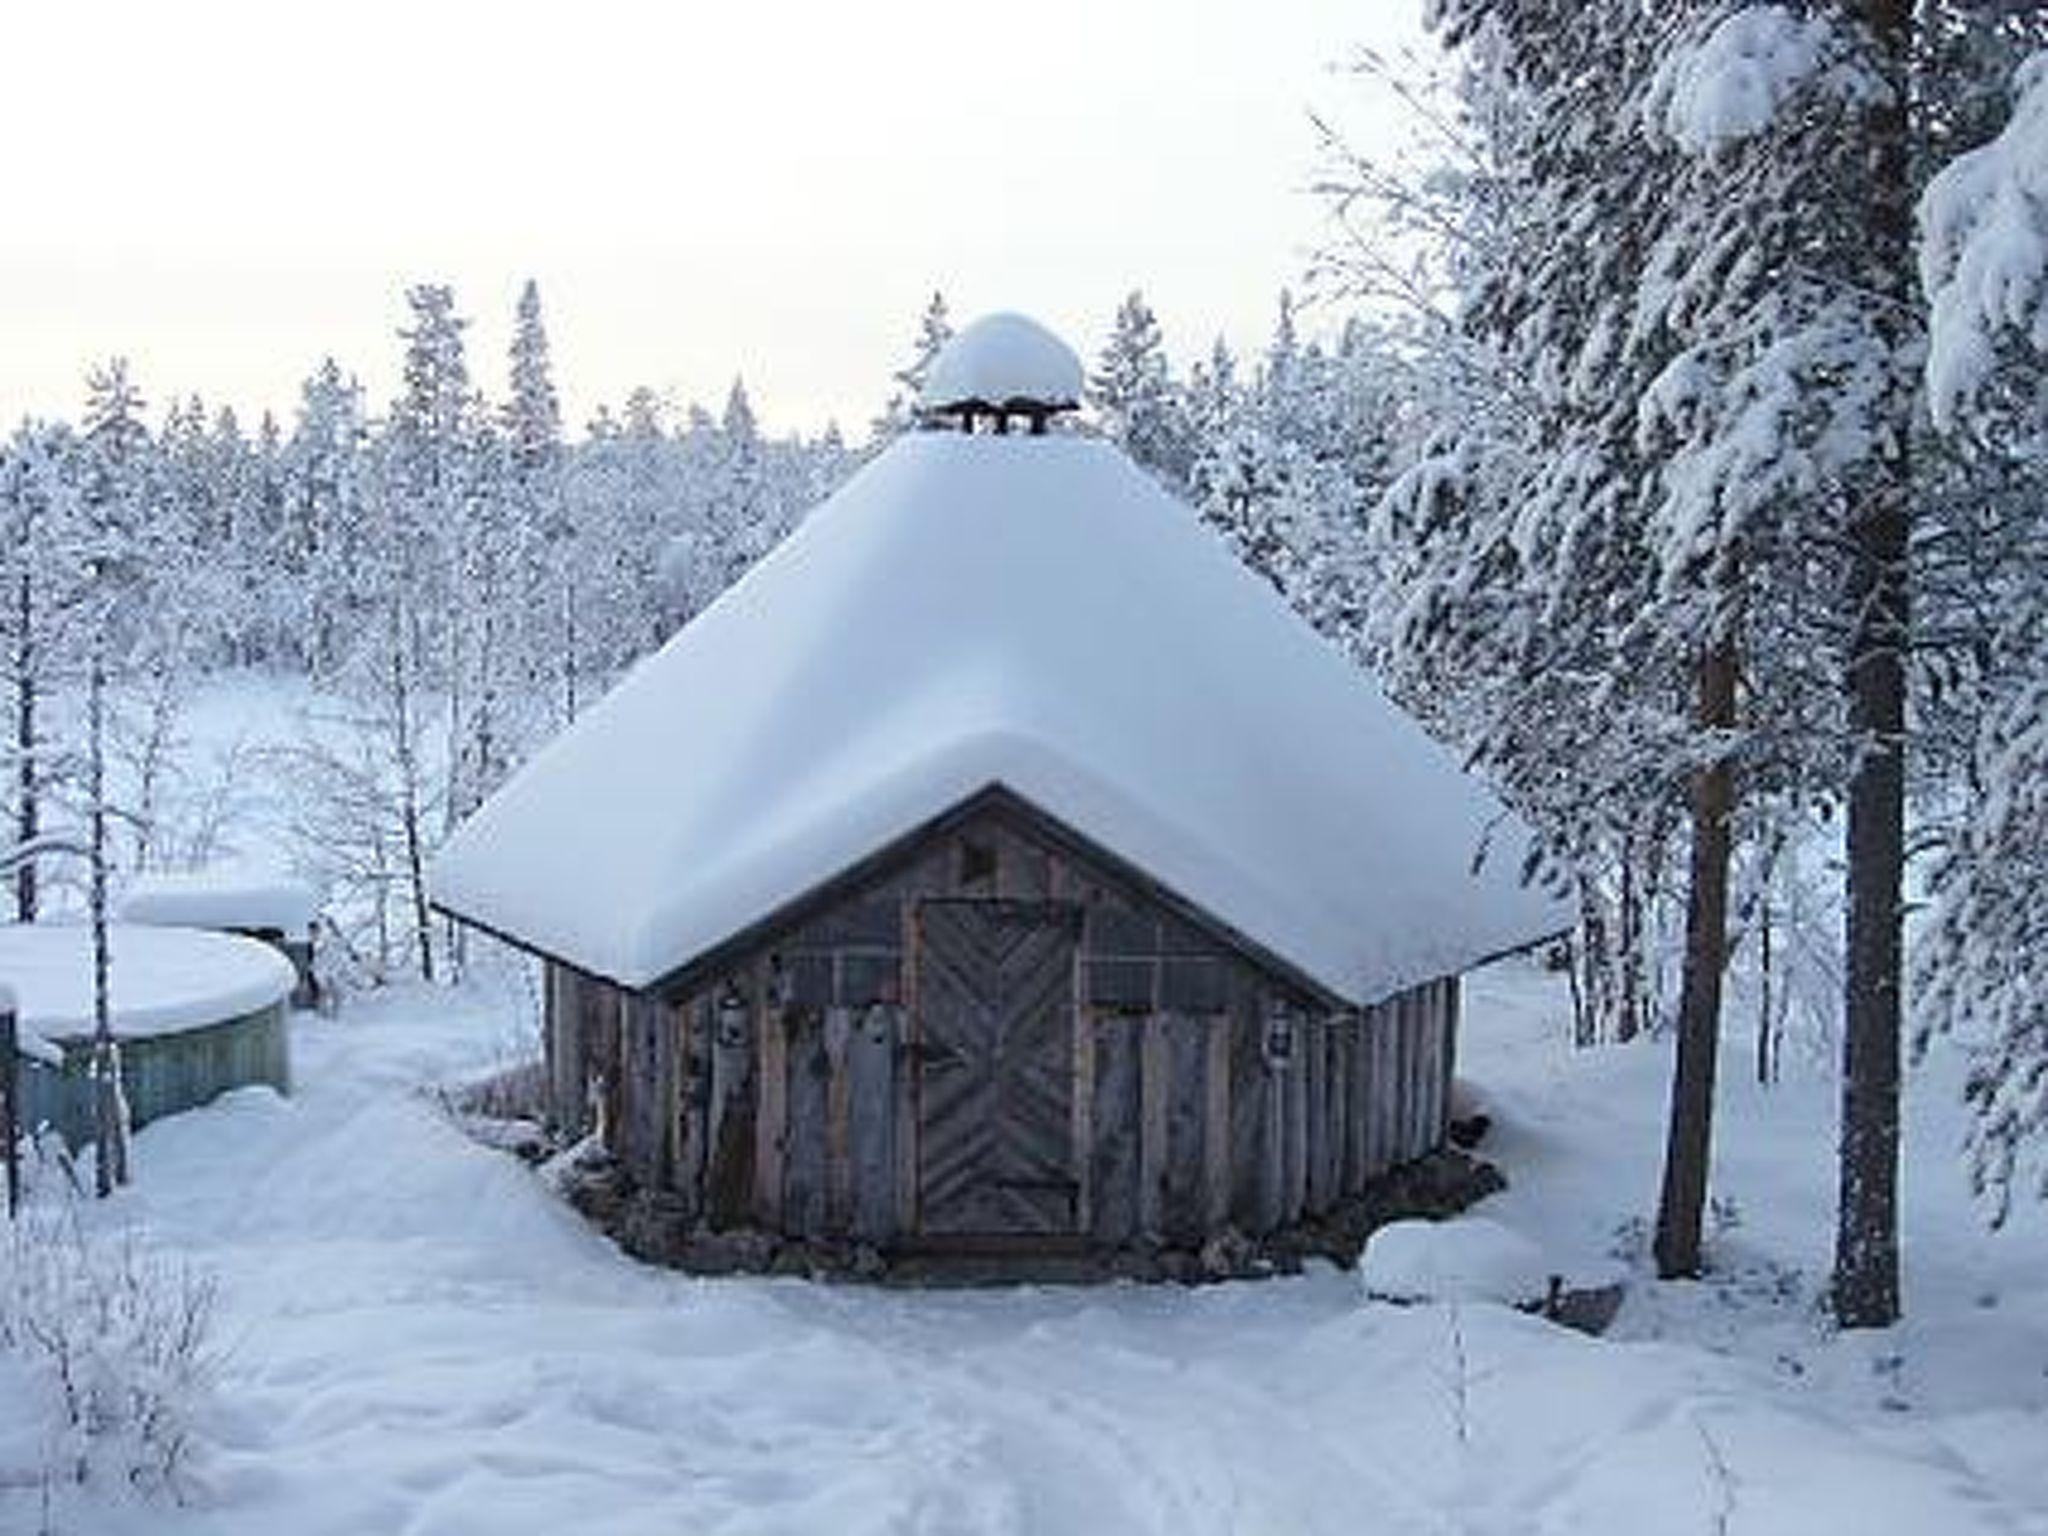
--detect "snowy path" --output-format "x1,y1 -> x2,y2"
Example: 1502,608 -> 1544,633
17,974 -> 2047,1535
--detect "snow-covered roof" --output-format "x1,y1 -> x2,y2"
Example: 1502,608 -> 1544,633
120,863 -> 319,934
432,426 -> 1565,1007
920,312 -> 1083,411
0,923 -> 295,1049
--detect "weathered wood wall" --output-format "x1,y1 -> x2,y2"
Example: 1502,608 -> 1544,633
545,797 -> 1460,1252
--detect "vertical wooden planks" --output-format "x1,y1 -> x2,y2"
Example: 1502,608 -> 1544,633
1090,1012 -> 1141,1245
1138,1013 -> 1171,1241
1071,966 -> 1096,1236
848,1005 -> 898,1241
1303,1014 -> 1330,1215
543,965 -> 575,1132
1161,1017 -> 1208,1245
618,994 -> 654,1186
1430,986 -> 1446,1146
1204,1014 -> 1232,1229
1340,1015 -> 1366,1194
896,903 -> 923,1236
1407,988 -> 1428,1161
784,1006 -> 829,1238
585,985 -> 623,1142
1328,1020 -> 1348,1200
1257,1015 -> 1286,1234
1369,1002 -> 1396,1176
1226,978 -> 1266,1231
824,1006 -> 855,1235
754,994 -> 788,1228
704,985 -> 755,1229
1441,976 -> 1461,1145
1418,987 -> 1437,1155
1282,1012 -> 1308,1225
1391,996 -> 1410,1164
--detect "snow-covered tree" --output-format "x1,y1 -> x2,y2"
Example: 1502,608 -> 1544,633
1090,290 -> 1195,490
1914,46 -> 2048,1227
78,358 -> 155,1194
504,280 -> 575,723
0,424 -> 85,922
869,291 -> 952,445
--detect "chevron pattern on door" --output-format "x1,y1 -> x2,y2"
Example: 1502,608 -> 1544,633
915,900 -> 1081,1236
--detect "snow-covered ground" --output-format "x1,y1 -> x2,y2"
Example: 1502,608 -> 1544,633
4,954 -> 2042,1535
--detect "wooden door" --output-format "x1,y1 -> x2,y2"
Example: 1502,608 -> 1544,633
914,900 -> 1081,1236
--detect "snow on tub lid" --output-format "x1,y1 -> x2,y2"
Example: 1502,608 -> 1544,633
0,923 -> 295,1046
119,863 -> 319,935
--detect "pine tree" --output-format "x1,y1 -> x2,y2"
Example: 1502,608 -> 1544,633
282,359 -> 368,676
504,279 -> 575,723
0,425 -> 81,922
870,291 -> 952,444
79,359 -> 152,1195
1913,38 -> 2048,1229
1090,290 -> 1194,490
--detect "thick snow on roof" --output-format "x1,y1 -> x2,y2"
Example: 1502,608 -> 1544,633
921,312 -> 1083,409
0,923 -> 294,1044
120,863 -> 319,934
433,431 -> 1565,1006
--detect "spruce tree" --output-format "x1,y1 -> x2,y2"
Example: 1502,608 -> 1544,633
1090,289 -> 1194,490
870,291 -> 952,445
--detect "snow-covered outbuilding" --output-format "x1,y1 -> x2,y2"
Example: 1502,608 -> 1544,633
119,863 -> 322,1010
433,314 -> 1563,1274
1,923 -> 294,1150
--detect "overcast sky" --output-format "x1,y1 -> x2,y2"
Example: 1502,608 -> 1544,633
4,1 -> 1431,438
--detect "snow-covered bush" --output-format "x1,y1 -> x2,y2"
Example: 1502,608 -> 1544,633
1360,1216 -> 1550,1306
0,1194 -> 217,1502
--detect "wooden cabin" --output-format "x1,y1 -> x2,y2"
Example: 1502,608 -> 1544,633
539,787 -> 1459,1263
434,314 -> 1562,1278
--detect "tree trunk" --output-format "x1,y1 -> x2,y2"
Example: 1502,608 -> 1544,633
88,644 -> 128,1196
1833,0 -> 1913,1332
392,610 -> 435,984
1654,633 -> 1738,1279
13,572 -> 36,923
1618,834 -> 1645,1044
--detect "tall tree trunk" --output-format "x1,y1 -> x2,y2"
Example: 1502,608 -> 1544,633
1655,631 -> 1738,1279
1833,0 -> 1913,1332
392,609 -> 435,984
88,642 -> 127,1196
13,571 -> 36,923
1618,835 -> 1645,1044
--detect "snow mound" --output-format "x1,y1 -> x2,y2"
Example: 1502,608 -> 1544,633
120,861 -> 319,934
0,923 -> 295,1042
432,432 -> 1565,1005
1360,1216 -> 1550,1305
921,311 -> 1083,409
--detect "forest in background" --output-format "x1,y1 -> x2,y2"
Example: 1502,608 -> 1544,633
3,0 -> 2046,1333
